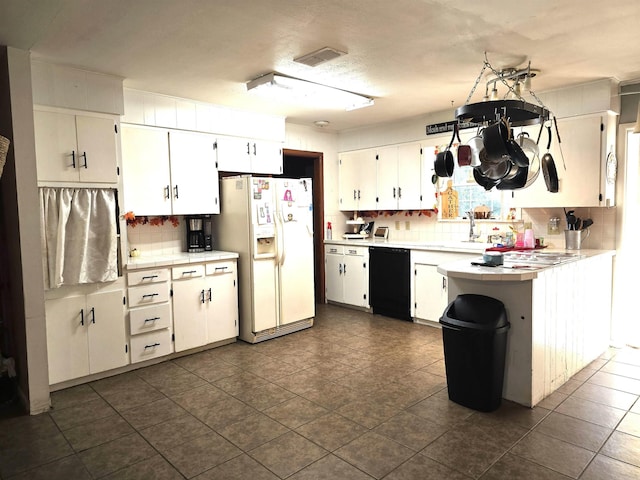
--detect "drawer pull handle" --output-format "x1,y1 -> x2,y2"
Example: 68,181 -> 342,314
142,275 -> 159,280
214,266 -> 228,271
142,293 -> 159,298
182,270 -> 197,275
144,343 -> 161,349
144,317 -> 160,323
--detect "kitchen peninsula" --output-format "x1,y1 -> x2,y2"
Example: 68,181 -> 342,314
438,249 -> 615,407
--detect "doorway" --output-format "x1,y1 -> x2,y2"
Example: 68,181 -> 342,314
280,149 -> 325,303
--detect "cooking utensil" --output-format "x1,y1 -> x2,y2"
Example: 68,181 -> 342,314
434,124 -> 458,177
581,218 -> 593,230
468,132 -> 484,167
506,137 -> 529,168
517,132 -> 541,188
482,118 -> 510,162
480,156 -> 512,180
574,218 -> 582,230
458,144 -> 472,167
553,116 -> 567,170
496,162 -> 528,190
541,124 -> 559,192
473,165 -> 499,190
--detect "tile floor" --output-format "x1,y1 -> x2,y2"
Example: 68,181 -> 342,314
1,303 -> 640,479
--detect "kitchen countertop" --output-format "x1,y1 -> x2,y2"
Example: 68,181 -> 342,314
125,250 -> 239,270
325,238 -> 493,253
437,249 -> 615,281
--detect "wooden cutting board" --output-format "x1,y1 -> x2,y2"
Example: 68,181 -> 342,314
440,180 -> 458,219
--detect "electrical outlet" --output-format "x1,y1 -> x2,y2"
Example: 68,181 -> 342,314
405,221 -> 410,230
395,221 -> 400,230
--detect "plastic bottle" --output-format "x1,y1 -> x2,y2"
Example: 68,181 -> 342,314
326,222 -> 332,240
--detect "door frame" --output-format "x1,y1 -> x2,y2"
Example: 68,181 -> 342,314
282,149 -> 325,303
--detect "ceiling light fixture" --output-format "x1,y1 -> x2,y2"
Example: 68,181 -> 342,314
246,72 -> 374,111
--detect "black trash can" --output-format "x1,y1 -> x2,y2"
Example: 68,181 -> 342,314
439,294 -> 510,412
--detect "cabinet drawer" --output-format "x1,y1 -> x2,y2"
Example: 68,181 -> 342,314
127,283 -> 170,307
205,261 -> 236,276
130,329 -> 172,363
127,268 -> 170,286
172,264 -> 205,280
325,245 -> 344,255
129,303 -> 172,334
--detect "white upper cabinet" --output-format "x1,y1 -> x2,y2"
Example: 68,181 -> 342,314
512,112 -> 617,208
34,110 -> 119,184
168,130 -> 220,215
215,136 -> 283,174
376,143 -> 423,210
339,149 -> 377,211
121,124 -> 220,215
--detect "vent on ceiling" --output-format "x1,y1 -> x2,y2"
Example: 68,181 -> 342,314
294,47 -> 347,67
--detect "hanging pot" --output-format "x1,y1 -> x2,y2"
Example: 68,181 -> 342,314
479,145 -> 512,180
517,132 -> 540,188
496,163 -> 528,190
434,124 -> 459,177
468,132 -> 484,167
457,144 -> 472,167
482,117 -> 510,162
473,166 -> 499,190
506,137 -> 529,168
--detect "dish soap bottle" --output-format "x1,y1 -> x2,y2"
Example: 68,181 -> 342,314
326,222 -> 332,240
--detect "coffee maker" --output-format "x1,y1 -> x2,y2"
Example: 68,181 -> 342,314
186,215 -> 213,252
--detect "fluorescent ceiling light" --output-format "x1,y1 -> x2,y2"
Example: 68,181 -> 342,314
246,72 -> 374,111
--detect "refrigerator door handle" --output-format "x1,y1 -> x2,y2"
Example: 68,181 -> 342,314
276,211 -> 286,265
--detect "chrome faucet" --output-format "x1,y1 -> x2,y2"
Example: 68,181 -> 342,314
467,211 -> 479,242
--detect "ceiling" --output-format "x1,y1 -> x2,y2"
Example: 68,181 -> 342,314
2,0 -> 640,131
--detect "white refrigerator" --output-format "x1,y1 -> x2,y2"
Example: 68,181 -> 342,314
214,175 -> 315,343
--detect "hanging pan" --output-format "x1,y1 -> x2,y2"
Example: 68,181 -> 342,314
541,123 -> 559,192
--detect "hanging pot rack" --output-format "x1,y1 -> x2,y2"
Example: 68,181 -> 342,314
454,54 -> 551,127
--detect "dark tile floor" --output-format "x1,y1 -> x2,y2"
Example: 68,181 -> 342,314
1,303 -> 640,479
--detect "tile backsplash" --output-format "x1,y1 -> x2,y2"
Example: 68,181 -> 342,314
126,219 -> 185,257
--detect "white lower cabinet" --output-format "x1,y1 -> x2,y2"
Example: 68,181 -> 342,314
126,268 -> 173,363
325,245 -> 369,308
46,287 -> 128,385
414,264 -> 448,322
172,260 -> 238,352
411,250 -> 477,323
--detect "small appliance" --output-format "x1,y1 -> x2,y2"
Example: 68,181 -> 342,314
187,216 -> 204,252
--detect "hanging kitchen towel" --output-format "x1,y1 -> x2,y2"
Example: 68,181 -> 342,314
40,187 -> 118,288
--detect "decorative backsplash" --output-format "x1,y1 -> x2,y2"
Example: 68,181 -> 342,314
126,219 -> 185,257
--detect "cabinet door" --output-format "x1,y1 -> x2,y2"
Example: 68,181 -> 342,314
207,271 -> 238,343
169,130 -> 220,214
397,143 -> 423,210
34,110 -> 79,182
339,150 -> 377,211
325,253 -> 344,303
512,115 -> 603,207
343,254 -> 367,307
75,115 -> 118,183
45,295 -> 90,384
376,146 -> 399,210
414,264 -> 447,322
86,289 -> 128,374
420,145 -> 439,210
172,278 -> 208,352
215,136 -> 252,172
251,140 -> 283,175
121,125 -> 172,215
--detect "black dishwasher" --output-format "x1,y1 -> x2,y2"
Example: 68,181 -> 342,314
369,247 -> 411,321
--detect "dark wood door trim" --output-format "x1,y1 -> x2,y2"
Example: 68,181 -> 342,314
282,148 -> 325,303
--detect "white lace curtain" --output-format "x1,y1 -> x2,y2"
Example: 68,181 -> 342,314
40,188 -> 118,289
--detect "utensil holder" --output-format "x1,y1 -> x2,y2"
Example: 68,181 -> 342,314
564,229 -> 590,250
